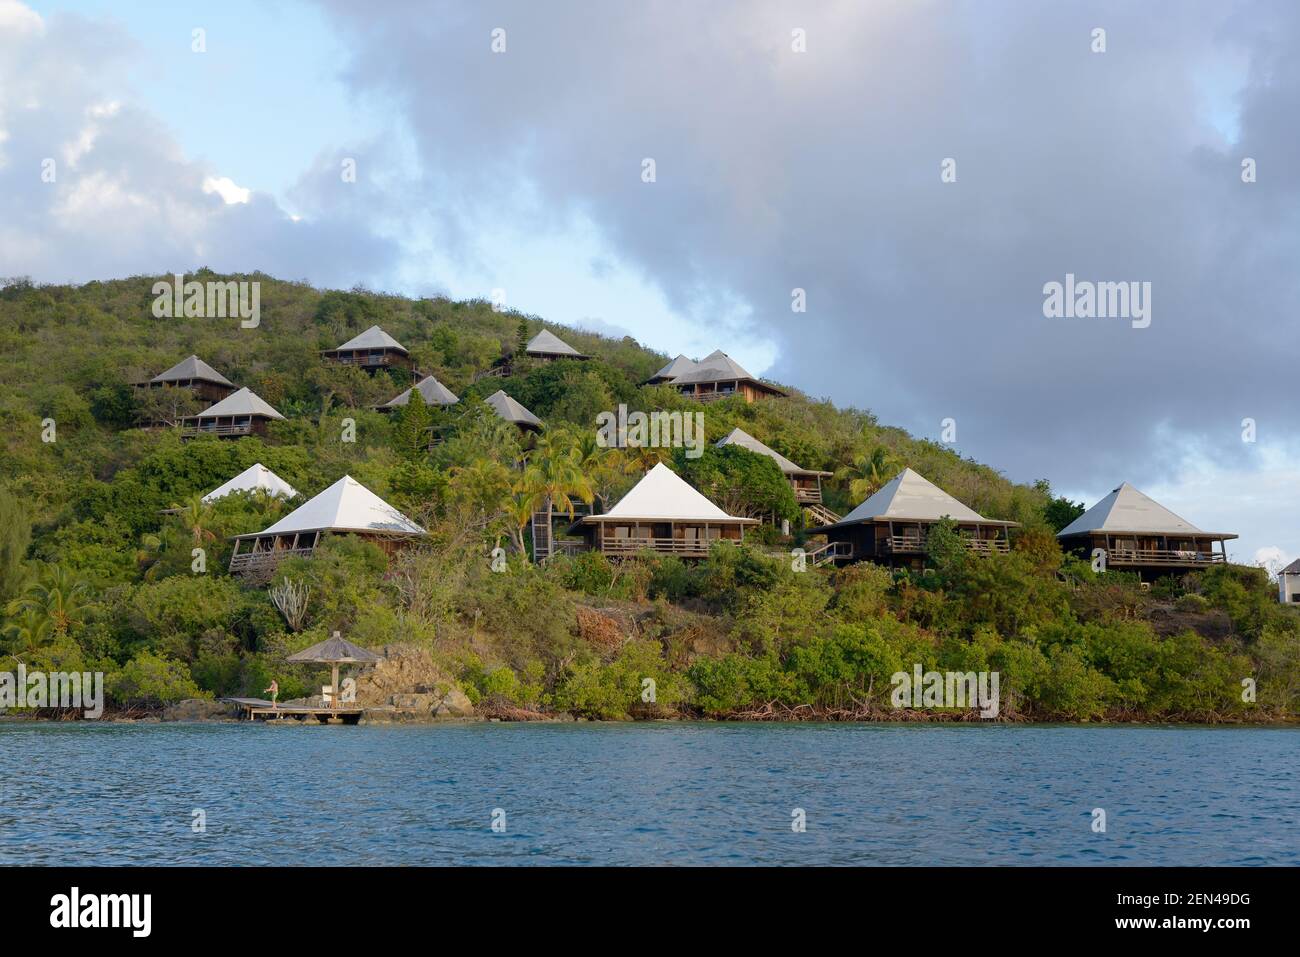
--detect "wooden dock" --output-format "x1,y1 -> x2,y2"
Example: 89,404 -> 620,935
224,697 -> 365,725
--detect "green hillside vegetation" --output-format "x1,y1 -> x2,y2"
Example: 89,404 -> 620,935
1,272 -> 1297,721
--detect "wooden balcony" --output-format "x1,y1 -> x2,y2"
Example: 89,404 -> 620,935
550,540 -> 592,557
229,547 -> 315,572
680,390 -> 738,403
1107,548 -> 1225,567
794,486 -> 822,504
180,422 -> 256,438
598,537 -> 739,557
884,535 -> 1010,555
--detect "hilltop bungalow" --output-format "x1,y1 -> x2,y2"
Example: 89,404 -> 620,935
179,388 -> 285,439
1056,483 -> 1235,579
140,355 -> 237,403
1279,559 -> 1300,604
375,375 -> 459,412
566,462 -> 757,557
229,475 -> 425,576
808,468 -> 1016,568
525,330 -> 589,362
201,463 -> 298,504
321,325 -> 413,373
714,427 -> 837,524
655,350 -> 788,403
485,390 -> 543,433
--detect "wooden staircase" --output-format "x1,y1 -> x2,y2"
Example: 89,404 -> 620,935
803,502 -> 842,526
804,541 -> 852,567
531,502 -> 553,562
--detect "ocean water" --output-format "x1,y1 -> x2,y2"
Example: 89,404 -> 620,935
1,722 -> 1295,866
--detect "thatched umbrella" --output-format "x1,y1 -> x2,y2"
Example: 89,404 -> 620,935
285,631 -> 382,709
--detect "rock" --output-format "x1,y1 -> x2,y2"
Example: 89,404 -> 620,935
351,644 -> 476,719
433,687 -> 474,717
162,699 -> 238,722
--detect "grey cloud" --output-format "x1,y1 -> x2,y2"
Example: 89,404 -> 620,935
309,0 -> 1300,491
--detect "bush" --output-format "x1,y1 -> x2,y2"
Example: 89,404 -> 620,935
107,650 -> 205,707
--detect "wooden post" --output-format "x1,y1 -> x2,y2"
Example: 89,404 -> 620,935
331,663 -> 339,710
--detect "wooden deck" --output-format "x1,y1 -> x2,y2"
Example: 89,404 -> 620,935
224,697 -> 364,724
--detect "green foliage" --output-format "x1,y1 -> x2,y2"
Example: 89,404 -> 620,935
107,650 -> 206,707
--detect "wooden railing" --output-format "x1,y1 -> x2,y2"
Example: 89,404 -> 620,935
805,541 -> 853,567
472,366 -> 510,382
550,540 -> 591,557
1107,548 -> 1225,566
599,537 -> 738,556
181,423 -> 254,438
229,547 -> 315,571
794,486 -> 822,503
884,536 -> 1009,555
681,390 -> 737,403
803,502 -> 841,526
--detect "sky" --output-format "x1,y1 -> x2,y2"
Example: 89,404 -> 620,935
4,0 -> 1298,570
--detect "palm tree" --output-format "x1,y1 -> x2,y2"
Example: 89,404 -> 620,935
1,606 -> 53,658
448,457 -> 513,527
7,564 -> 93,640
171,494 -> 217,548
837,445 -> 900,502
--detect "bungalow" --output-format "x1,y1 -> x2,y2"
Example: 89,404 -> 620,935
660,350 -> 788,403
1279,559 -> 1300,604
375,374 -> 459,412
525,329 -> 589,362
714,427 -> 837,525
1057,483 -> 1235,579
179,388 -> 285,439
808,468 -> 1016,568
321,325 -> 413,373
485,389 -> 543,433
566,462 -> 757,558
140,355 -> 237,403
229,475 -> 425,576
201,463 -> 298,504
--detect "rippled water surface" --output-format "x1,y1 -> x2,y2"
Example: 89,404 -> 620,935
2,722 -> 1295,865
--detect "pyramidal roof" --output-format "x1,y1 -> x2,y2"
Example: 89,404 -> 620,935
485,390 -> 542,429
1057,483 -> 1232,537
596,463 -> 753,522
1282,558 -> 1300,576
380,375 -> 458,409
193,387 -> 285,420
254,476 -> 425,537
650,354 -> 698,381
673,349 -> 755,383
715,427 -> 804,475
526,329 -> 585,357
152,355 -> 234,386
836,468 -> 993,525
333,324 -> 407,353
202,463 -> 298,503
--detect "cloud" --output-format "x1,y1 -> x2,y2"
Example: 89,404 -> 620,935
306,0 -> 1300,482
0,1 -> 400,287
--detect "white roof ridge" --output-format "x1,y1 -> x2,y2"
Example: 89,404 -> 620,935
247,474 -> 425,537
595,462 -> 752,522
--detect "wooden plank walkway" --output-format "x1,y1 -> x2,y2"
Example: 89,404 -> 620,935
222,697 -> 365,724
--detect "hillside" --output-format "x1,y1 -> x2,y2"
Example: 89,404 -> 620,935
1,272 -> 1297,721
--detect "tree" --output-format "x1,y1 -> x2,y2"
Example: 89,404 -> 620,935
391,388 -> 432,459
837,445 -> 899,502
171,494 -> 217,548
6,564 -> 94,641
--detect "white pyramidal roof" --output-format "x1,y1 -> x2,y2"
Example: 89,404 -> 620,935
152,355 -> 234,386
202,463 -> 298,503
253,475 -> 425,537
836,468 -> 994,525
526,329 -> 585,357
193,387 -> 285,420
650,354 -> 698,380
381,375 -> 458,408
715,427 -> 805,475
593,463 -> 753,522
333,324 -> 407,353
1057,483 -> 1233,538
485,390 -> 542,428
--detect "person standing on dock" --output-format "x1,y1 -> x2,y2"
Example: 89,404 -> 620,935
264,679 -> 279,709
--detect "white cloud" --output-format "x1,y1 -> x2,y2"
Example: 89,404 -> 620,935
202,176 -> 252,205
